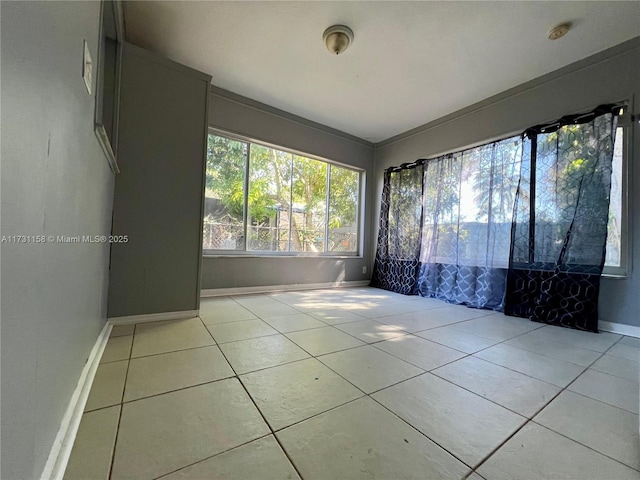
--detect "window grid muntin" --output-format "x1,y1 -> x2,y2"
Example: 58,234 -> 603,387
204,130 -> 362,256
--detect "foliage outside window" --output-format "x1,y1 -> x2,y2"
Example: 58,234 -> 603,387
420,137 -> 522,269
204,133 -> 360,255
452,127 -> 624,273
389,126 -> 625,273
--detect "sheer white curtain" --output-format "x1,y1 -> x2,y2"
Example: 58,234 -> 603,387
416,138 -> 521,309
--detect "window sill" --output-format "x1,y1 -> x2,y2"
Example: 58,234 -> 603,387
601,272 -> 628,279
203,254 -> 362,260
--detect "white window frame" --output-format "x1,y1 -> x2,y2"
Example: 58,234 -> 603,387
603,112 -> 632,277
203,129 -> 364,258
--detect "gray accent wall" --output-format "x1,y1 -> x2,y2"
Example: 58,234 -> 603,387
374,38 -> 640,327
107,43 -> 211,317
1,2 -> 115,478
201,88 -> 375,290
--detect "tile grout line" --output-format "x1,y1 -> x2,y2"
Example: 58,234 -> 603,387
333,328 -> 541,471
230,292 -> 309,316
527,417 -> 640,472
114,375 -> 238,407
201,297 -> 480,474
248,289 -> 426,320
255,295 -> 547,473
206,299 -> 422,360
426,348 -> 576,474
366,320 -> 560,396
151,432 -> 276,480
282,337 -> 480,471
97,330 -> 557,452
230,315 -> 480,474
197,315 -> 308,480
528,336 -> 639,419
127,333 -> 217,360
539,383 -> 640,417
446,326 -> 601,384
412,323 -> 546,354
275,294 -> 635,476
201,310 -> 365,328
369,307 -> 499,330
168,298 -> 630,397
237,374 -> 309,480
86,289 -> 637,480
590,361 -> 639,382
214,308 -> 637,474
465,418 -> 531,474
364,389 -> 477,472
220,292 -> 582,442
471,347 -> 608,472
280,332 -> 365,359
470,334 -> 632,475
268,397 -> 367,435
106,323 -> 136,480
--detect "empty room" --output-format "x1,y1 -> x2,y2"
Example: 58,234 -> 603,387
2,1 -> 640,479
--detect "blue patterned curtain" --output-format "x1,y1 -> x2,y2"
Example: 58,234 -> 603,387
371,164 -> 424,294
505,106 -> 620,332
415,138 -> 522,309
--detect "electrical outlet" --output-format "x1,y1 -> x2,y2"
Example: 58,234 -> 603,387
362,266 -> 367,274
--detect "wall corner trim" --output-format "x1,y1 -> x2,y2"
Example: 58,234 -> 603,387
599,321 -> 640,338
39,322 -> 112,480
108,310 -> 199,326
201,280 -> 371,297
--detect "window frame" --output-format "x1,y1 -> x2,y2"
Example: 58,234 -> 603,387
603,117 -> 631,278
94,0 -> 124,175
203,129 -> 364,258
389,105 -> 630,278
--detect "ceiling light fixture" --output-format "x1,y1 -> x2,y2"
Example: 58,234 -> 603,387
548,22 -> 571,40
323,25 -> 354,55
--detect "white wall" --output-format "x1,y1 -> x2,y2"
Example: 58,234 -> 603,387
1,2 -> 115,477
374,38 -> 640,327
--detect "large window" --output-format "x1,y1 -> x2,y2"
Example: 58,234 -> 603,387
417,126 -> 627,275
203,133 -> 361,255
94,0 -> 124,174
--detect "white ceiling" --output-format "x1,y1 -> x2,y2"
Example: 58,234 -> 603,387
124,1 -> 640,143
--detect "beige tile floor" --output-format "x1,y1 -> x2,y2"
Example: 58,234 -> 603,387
65,287 -> 640,480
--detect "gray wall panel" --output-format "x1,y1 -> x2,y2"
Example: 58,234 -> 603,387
374,39 -> 640,327
202,257 -> 351,289
108,44 -> 210,317
1,2 -> 114,477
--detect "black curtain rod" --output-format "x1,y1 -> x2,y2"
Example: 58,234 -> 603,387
523,103 -> 624,137
384,103 -> 625,175
386,159 -> 425,173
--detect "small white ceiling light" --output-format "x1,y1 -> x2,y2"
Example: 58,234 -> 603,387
548,22 -> 571,40
323,25 -> 354,55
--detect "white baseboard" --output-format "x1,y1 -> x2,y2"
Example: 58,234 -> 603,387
201,280 -> 371,297
108,310 -> 198,326
599,320 -> 640,338
40,322 -> 112,480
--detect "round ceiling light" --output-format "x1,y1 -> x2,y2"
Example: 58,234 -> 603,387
323,25 -> 354,55
548,22 -> 571,40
